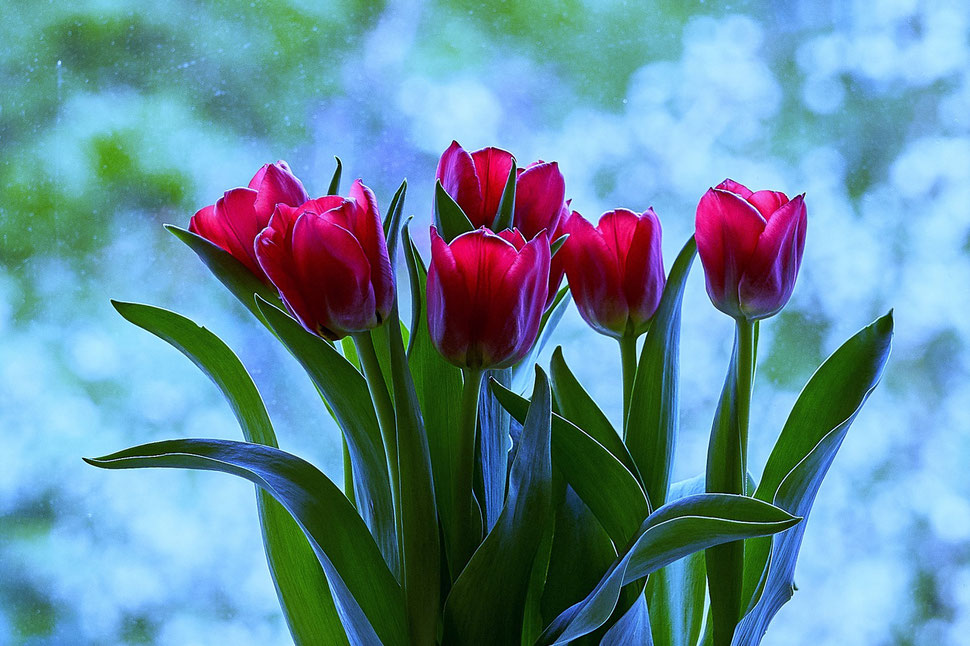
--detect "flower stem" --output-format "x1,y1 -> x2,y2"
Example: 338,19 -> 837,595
619,334 -> 638,438
454,367 -> 483,573
341,434 -> 355,507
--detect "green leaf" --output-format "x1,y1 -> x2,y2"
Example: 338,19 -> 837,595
511,285 -> 572,391
733,312 -> 893,646
165,224 -> 281,323
479,367 -> 512,532
490,380 -> 649,547
433,179 -> 475,242
328,156 -> 343,195
646,475 -> 707,646
550,346 -> 642,486
601,593 -> 653,646
626,235 -> 696,510
536,494 -> 801,645
382,179 -> 407,249
86,439 -> 407,646
550,234 -> 569,258
111,301 -> 346,645
491,162 -> 517,232
443,367 -> 554,645
255,296 -> 398,575
402,223 -> 466,576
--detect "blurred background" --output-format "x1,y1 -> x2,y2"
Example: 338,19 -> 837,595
2,0 -> 967,643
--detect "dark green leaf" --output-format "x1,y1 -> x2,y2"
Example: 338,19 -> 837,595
479,367 -> 512,532
165,225 -> 281,324
433,179 -> 475,242
550,234 -> 569,258
490,380 -> 649,547
626,235 -> 696,509
382,179 -> 407,250
111,301 -> 346,645
256,296 -> 398,575
536,494 -> 801,645
328,156 -> 343,195
443,367 -> 554,645
86,439 -> 407,646
733,312 -> 893,646
491,162 -> 517,232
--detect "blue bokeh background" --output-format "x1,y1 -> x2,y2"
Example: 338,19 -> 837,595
2,1 -> 967,643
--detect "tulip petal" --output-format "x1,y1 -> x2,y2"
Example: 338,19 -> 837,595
514,161 -> 566,240
255,208 -> 316,330
715,179 -> 753,199
212,188 -> 265,276
428,227 -> 474,365
348,180 -> 395,320
491,232 -> 551,367
747,190 -> 790,219
739,195 -> 807,319
695,188 -> 766,318
620,209 -> 665,332
562,211 -> 628,337
471,147 -> 515,229
437,141 -> 486,227
251,161 -> 310,215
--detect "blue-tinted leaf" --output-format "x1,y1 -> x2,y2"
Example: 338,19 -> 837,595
443,368 -> 554,645
255,296 -> 398,575
732,312 -> 893,646
601,593 -> 654,646
86,439 -> 407,646
111,301 -> 346,645
537,494 -> 801,645
512,286 -> 571,391
626,236 -> 696,510
433,179 -> 475,242
479,367 -> 512,532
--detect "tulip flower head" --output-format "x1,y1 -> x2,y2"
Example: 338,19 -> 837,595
427,226 -> 551,370
436,141 -> 566,236
695,179 -> 807,321
254,179 -> 395,340
190,161 -> 308,281
561,208 -> 666,339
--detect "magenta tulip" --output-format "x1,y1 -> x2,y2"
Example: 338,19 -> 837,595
190,161 -> 308,281
427,226 -> 551,370
254,180 -> 395,340
695,179 -> 807,321
561,208 -> 666,339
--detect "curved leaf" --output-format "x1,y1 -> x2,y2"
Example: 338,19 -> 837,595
512,285 -> 571,392
537,494 -> 801,645
490,379 -> 649,547
601,593 -> 654,646
626,236 -> 696,510
328,156 -> 343,196
491,163 -> 517,232
255,296 -> 398,575
111,301 -> 346,645
443,367 -> 554,645
479,367 -> 512,532
732,312 -> 893,646
433,179 -> 475,242
86,439 -> 407,646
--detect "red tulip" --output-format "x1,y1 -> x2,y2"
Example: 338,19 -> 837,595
254,180 -> 395,340
189,161 -> 309,281
436,141 -> 566,236
427,226 -> 551,370
561,208 -> 666,339
695,179 -> 807,321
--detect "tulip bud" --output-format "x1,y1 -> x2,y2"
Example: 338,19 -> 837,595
254,180 -> 395,340
561,208 -> 666,339
427,226 -> 551,370
189,161 -> 309,281
436,141 -> 566,236
695,179 -> 807,321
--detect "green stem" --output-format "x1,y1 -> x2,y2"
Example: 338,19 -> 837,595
619,334 -> 638,438
341,434 -> 355,507
454,367 -> 483,573
736,318 -> 755,488
353,332 -> 402,570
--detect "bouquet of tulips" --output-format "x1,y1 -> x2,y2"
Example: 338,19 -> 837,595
88,142 -> 892,646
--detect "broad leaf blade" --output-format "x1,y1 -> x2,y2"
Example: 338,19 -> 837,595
433,179 -> 475,242
733,312 -> 893,646
626,236 -> 696,509
256,296 -> 398,575
601,593 -> 654,646
491,162 -> 517,232
443,368 -> 554,645
86,439 -> 407,646
536,494 -> 801,645
479,367 -> 512,532
111,301 -> 346,645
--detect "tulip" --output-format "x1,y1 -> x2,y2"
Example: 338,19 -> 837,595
436,141 -> 566,235
561,208 -> 666,340
695,179 -> 807,321
254,179 -> 394,340
427,226 -> 551,371
190,161 -> 309,280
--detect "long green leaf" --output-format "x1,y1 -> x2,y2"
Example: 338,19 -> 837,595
86,439 -> 407,646
732,312 -> 893,646
550,346 -> 642,486
536,494 -> 801,645
479,367 -> 512,532
328,156 -> 343,195
165,225 -> 281,323
491,162 -> 517,232
255,296 -> 398,575
601,593 -> 654,646
433,179 -> 475,241
111,301 -> 346,645
626,235 -> 696,510
490,380 -> 649,547
443,367 -> 554,645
